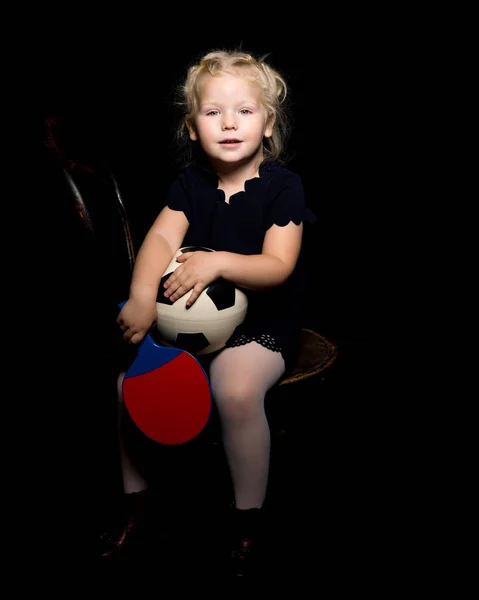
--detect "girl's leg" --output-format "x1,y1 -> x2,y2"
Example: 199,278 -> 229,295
116,372 -> 148,494
99,374 -> 148,558
209,342 -> 285,510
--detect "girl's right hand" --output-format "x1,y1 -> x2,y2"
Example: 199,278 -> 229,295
117,297 -> 157,344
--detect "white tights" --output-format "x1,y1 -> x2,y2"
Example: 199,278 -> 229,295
209,342 -> 285,509
118,341 -> 285,509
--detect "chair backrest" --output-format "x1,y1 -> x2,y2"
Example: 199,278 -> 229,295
43,114 -> 143,381
44,115 -> 136,307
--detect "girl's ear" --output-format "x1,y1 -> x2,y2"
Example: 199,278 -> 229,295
264,113 -> 275,139
186,117 -> 198,141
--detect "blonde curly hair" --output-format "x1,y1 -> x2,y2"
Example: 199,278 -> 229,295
174,49 -> 291,166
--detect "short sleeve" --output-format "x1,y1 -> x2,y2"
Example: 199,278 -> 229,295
166,175 -> 192,223
266,171 -> 317,229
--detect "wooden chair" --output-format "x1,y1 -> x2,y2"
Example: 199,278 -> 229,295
280,328 -> 338,387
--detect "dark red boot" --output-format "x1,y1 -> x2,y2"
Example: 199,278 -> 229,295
228,506 -> 263,578
99,490 -> 148,559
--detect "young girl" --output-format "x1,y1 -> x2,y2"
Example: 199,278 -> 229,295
107,49 -> 316,576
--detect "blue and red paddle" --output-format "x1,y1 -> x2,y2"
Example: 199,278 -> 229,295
119,303 -> 212,445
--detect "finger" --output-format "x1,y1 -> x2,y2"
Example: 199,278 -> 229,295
163,278 -> 174,293
163,273 -> 176,288
167,282 -> 191,303
185,284 -> 205,308
123,327 -> 143,343
122,325 -> 137,341
164,269 -> 182,289
164,274 -> 189,297
129,331 -> 145,345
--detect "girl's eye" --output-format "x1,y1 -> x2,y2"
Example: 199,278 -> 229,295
206,110 -> 219,116
239,109 -> 252,115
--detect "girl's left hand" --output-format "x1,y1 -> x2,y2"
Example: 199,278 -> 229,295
163,251 -> 221,307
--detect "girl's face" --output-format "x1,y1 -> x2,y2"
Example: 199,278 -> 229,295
188,71 -> 274,169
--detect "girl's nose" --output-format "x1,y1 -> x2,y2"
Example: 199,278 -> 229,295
222,115 -> 238,130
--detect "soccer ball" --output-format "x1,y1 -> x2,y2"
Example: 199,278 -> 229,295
155,246 -> 248,355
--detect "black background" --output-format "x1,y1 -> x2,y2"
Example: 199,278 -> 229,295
36,23 -> 395,573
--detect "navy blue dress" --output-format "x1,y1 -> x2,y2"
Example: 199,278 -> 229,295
166,160 -> 316,371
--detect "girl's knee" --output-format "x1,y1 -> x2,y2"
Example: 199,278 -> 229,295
213,383 -> 263,422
